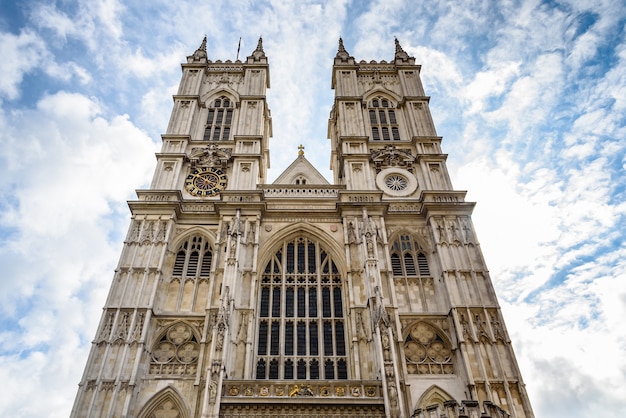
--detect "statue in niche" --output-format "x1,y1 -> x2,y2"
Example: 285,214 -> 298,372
474,314 -> 489,340
460,313 -> 471,340
491,314 -> 503,341
208,382 -> 217,404
236,311 -> 249,344
347,221 -> 358,244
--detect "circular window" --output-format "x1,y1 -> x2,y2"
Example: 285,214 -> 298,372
385,174 -> 408,191
376,167 -> 418,197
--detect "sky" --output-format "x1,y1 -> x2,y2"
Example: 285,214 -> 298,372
0,0 -> 624,417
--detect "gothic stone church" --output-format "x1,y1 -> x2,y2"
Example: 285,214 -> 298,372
71,38 -> 534,418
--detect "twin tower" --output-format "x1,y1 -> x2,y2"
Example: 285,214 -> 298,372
71,37 -> 534,418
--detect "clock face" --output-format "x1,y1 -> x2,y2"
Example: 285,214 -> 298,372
185,167 -> 227,197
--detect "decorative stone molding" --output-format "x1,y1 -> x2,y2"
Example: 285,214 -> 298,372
388,203 -> 420,212
220,403 -> 386,417
263,187 -> 339,198
375,167 -> 418,197
222,380 -> 382,401
187,144 -> 232,169
370,145 -> 415,171
181,203 -> 215,213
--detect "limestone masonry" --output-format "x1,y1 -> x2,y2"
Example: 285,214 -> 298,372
71,37 -> 534,418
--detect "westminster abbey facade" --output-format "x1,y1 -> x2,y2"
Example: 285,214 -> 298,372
71,38 -> 534,418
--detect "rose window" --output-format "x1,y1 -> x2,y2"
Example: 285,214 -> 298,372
385,174 -> 408,191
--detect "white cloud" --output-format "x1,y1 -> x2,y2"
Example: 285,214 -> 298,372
0,91 -> 157,416
0,30 -> 47,99
2,1 -> 626,417
463,61 -> 521,114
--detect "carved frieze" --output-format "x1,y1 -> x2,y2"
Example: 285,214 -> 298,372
370,145 -> 415,171
187,144 -> 232,169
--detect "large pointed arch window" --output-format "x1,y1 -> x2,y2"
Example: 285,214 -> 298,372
256,237 -> 348,380
203,96 -> 233,141
369,98 -> 401,141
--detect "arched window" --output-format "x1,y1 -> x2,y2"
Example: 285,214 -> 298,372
149,322 -> 200,376
404,322 -> 453,374
369,97 -> 400,141
390,234 -> 430,277
256,237 -> 347,380
172,236 -> 213,278
203,96 -> 233,141
164,235 -> 213,312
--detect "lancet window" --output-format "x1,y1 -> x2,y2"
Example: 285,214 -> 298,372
369,98 -> 400,141
255,237 -> 347,380
390,234 -> 430,277
172,236 -> 213,278
163,235 -> 213,312
203,96 -> 233,141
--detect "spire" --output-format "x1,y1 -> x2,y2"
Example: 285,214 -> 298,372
248,36 -> 266,62
335,37 -> 354,64
188,36 -> 208,63
338,37 -> 347,54
394,37 -> 404,55
256,37 -> 264,54
393,37 -> 413,63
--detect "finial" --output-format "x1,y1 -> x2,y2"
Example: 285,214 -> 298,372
188,36 -> 208,63
338,37 -> 346,53
394,37 -> 404,54
298,144 -> 305,156
394,37 -> 411,62
335,37 -> 352,62
248,36 -> 266,62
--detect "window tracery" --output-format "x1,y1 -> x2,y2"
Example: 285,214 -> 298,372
390,234 -> 430,277
149,322 -> 200,376
203,96 -> 233,141
172,236 -> 213,278
369,97 -> 400,141
404,322 -> 453,374
255,237 -> 347,380
164,235 -> 213,312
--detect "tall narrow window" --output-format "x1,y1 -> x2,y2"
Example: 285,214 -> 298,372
256,237 -> 347,379
171,236 -> 213,278
369,97 -> 401,141
203,96 -> 234,141
390,234 -> 430,277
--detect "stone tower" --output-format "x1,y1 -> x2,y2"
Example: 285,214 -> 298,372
71,38 -> 534,418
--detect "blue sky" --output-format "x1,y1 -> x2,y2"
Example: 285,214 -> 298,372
1,1 -> 625,417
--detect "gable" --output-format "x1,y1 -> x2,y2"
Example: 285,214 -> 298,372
272,155 -> 330,185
